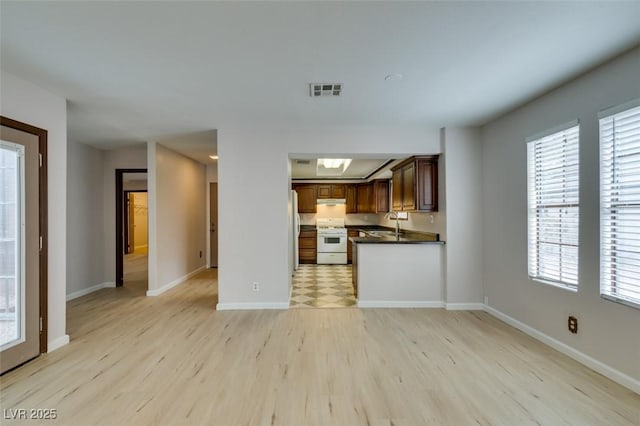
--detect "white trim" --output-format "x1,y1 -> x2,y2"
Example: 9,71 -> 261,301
146,266 -> 205,296
445,303 -> 484,311
598,97 -> 640,119
47,334 -> 70,352
525,119 -> 579,143
483,305 -> 640,395
134,244 -> 148,251
216,302 -> 290,310
357,301 -> 444,308
66,282 -> 116,301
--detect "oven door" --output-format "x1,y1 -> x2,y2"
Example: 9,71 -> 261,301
317,235 -> 347,253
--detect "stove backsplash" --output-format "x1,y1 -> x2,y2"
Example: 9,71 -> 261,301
299,211 -> 380,226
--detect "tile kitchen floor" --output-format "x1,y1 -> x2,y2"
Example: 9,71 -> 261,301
290,264 -> 357,308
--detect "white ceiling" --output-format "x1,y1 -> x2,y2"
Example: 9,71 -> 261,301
291,158 -> 391,179
2,2 -> 640,160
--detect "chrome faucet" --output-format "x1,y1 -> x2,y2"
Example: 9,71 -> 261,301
385,211 -> 401,237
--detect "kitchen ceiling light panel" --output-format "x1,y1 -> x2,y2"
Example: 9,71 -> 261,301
309,83 -> 342,97
316,158 -> 352,176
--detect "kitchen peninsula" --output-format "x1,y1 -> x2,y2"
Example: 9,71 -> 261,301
350,230 -> 445,308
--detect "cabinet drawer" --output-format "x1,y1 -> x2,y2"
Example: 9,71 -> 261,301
300,230 -> 317,238
299,238 -> 316,249
299,248 -> 317,260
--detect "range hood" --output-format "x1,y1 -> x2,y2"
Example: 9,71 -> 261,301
317,199 -> 346,206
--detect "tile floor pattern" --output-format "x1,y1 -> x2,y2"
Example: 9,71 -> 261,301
290,264 -> 357,308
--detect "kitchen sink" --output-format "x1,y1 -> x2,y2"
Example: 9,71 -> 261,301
363,230 -> 402,237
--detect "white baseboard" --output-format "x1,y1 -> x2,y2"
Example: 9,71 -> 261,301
357,301 -> 444,308
134,244 -> 148,250
146,266 -> 206,296
484,305 -> 640,395
47,335 -> 69,352
445,302 -> 485,311
216,302 -> 290,310
66,282 -> 115,301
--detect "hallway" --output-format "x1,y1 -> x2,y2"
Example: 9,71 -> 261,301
123,248 -> 148,294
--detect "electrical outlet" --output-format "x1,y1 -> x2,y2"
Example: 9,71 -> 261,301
252,282 -> 260,292
568,316 -> 578,334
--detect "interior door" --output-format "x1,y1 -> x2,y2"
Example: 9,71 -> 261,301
209,183 -> 218,268
0,124 -> 40,374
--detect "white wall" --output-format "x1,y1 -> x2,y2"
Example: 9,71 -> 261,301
442,128 -> 484,305
102,146 -> 147,283
378,212 -> 445,236
0,70 -> 68,351
148,144 -> 206,294
357,244 -> 443,306
482,47 -> 640,381
67,141 -> 105,295
218,125 -> 440,309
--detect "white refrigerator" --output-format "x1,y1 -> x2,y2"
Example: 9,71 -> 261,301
291,190 -> 300,274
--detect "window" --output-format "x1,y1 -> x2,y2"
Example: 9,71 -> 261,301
527,122 -> 580,290
599,101 -> 640,309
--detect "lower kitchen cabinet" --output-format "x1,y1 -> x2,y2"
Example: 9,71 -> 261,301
347,229 -> 358,263
351,241 -> 358,297
299,229 -> 317,264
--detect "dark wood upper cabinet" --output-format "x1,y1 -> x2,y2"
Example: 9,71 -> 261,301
317,184 -> 331,199
331,184 -> 345,198
392,169 -> 403,211
417,159 -> 438,211
292,184 -> 317,213
356,180 -> 389,213
356,183 -> 372,213
401,162 -> 416,211
391,156 -> 438,212
373,180 -> 390,213
345,184 -> 358,214
317,184 -> 345,199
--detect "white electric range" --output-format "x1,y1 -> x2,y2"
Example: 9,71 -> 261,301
316,218 -> 348,264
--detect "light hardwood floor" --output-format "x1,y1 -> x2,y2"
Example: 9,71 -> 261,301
1,270 -> 638,425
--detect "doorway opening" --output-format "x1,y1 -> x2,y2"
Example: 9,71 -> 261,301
123,190 -> 148,291
115,169 -> 147,290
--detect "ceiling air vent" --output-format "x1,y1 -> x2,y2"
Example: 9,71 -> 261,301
296,159 -> 311,165
310,83 -> 342,97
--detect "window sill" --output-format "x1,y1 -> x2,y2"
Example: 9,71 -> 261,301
529,277 -> 577,293
601,294 -> 640,311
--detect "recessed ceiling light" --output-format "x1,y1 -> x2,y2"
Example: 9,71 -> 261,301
384,73 -> 403,81
209,155 -> 218,160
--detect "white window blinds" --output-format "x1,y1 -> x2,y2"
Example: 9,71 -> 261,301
527,123 -> 580,289
599,102 -> 640,308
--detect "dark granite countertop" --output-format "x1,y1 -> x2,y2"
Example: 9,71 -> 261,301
349,227 -> 444,244
300,225 -> 316,231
